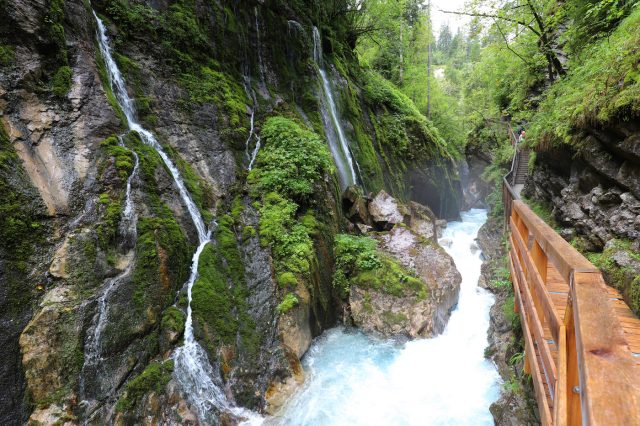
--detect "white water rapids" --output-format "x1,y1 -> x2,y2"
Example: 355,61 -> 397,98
275,209 -> 500,425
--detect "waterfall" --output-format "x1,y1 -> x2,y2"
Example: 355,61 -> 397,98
254,7 -> 267,88
117,135 -> 139,245
93,11 -> 260,423
243,76 -> 261,171
287,20 -> 305,37
312,27 -> 358,189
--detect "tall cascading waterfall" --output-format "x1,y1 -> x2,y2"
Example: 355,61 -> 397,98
92,11 -> 260,423
312,27 -> 358,189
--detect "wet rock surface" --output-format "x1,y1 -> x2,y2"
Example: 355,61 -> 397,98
478,216 -> 539,426
345,190 -> 461,338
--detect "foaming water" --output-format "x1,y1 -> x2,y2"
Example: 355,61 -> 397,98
93,11 -> 261,423
276,209 -> 499,425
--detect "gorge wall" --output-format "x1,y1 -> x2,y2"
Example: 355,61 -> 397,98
0,0 -> 464,424
524,122 -> 640,315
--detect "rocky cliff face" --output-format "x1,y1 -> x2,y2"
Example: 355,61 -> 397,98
523,123 -> 640,313
0,1 -> 464,424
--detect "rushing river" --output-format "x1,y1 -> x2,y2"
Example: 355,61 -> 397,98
275,209 -> 500,425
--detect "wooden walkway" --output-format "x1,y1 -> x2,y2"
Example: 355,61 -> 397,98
503,130 -> 640,425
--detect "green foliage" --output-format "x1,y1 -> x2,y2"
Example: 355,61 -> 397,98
115,360 -> 174,412
332,234 -> 427,300
523,197 -> 558,229
248,117 -> 333,202
161,306 -> 186,335
502,295 -> 521,330
277,272 -> 298,289
257,192 -> 315,276
50,65 -> 72,97
276,293 -> 299,314
0,44 -> 14,66
529,7 -> 640,146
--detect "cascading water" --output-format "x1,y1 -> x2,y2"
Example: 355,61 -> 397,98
312,27 -> 358,189
276,209 -> 500,425
93,11 -> 261,424
81,133 -> 139,400
243,76 -> 261,171
118,135 -> 139,243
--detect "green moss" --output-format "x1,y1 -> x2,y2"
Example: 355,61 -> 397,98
115,360 -> 174,412
191,242 -> 259,355
191,244 -> 236,346
51,66 -> 72,97
0,122 -> 47,318
584,239 -> 640,316
276,293 -> 299,314
95,47 -> 127,127
0,44 -> 14,66
161,306 -> 186,335
181,66 -> 248,129
216,214 -> 245,288
381,310 -> 408,326
131,215 -> 190,310
332,234 -> 427,300
277,272 -> 298,289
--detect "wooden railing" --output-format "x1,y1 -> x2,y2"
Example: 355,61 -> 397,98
502,142 -> 640,424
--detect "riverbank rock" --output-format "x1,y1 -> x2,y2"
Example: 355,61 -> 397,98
347,192 -> 461,338
477,215 -> 539,425
368,190 -> 409,230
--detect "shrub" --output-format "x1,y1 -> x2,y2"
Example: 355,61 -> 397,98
277,293 -> 299,314
51,66 -> 72,97
248,117 -> 333,202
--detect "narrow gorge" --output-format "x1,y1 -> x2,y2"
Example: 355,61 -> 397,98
1,0 -> 639,425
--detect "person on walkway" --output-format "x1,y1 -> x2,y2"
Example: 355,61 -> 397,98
517,127 -> 525,145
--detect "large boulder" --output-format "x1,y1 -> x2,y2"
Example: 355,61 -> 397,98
368,190 -> 409,230
408,201 -> 437,241
349,225 -> 461,338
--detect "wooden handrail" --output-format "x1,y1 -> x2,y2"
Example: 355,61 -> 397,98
503,185 -> 640,424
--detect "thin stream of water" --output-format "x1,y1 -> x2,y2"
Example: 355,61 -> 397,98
312,27 -> 358,189
93,11 -> 260,423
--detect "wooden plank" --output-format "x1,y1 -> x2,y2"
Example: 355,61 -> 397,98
554,325 -> 568,426
512,201 -> 598,281
511,243 -> 558,399
516,269 -> 554,426
510,224 -> 562,341
570,272 -> 640,425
